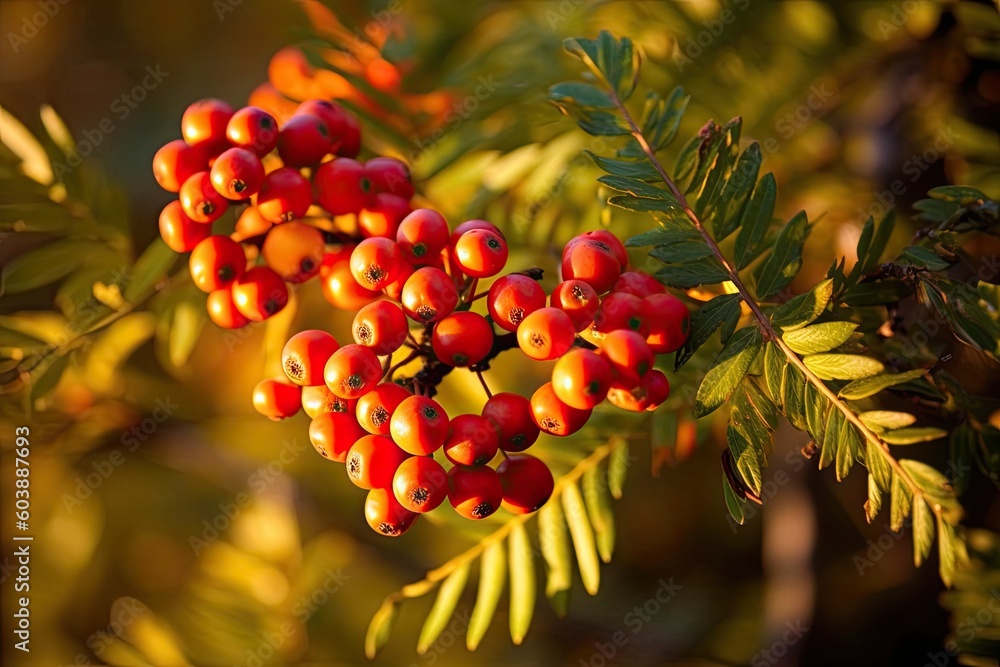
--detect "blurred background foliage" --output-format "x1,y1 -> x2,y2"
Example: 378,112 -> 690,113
1,0 -> 999,665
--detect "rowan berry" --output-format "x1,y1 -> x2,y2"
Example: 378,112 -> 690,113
561,237 -> 621,294
282,330 -> 339,386
296,100 -> 351,149
261,221 -> 325,283
314,158 -> 371,216
356,382 -> 412,435
366,157 -> 414,199
181,98 -> 233,153
592,292 -> 647,336
530,381 -> 592,437
390,395 -> 450,455
179,171 -> 229,224
350,237 -> 404,291
231,266 -> 288,321
353,301 -> 409,356
550,279 -> 599,332
324,344 -> 382,399
450,219 -> 504,248
320,251 -> 381,310
226,106 -> 279,156
336,112 -> 362,158
400,267 -> 458,324
578,229 -> 628,270
346,434 -> 409,489
189,235 -> 246,293
600,329 -> 655,387
252,377 -> 301,420
309,411 -> 366,462
443,414 -> 499,467
365,487 -> 418,537
358,193 -> 411,238
498,454 -> 554,514
396,209 -> 449,264
613,271 -> 664,298
454,229 -> 508,278
487,274 -> 546,332
206,288 -> 249,329
381,260 -> 414,301
516,307 -> 576,361
277,113 -> 332,167
153,139 -> 208,193
159,201 -> 211,252
431,312 -> 494,367
482,392 -> 539,452
641,293 -> 690,354
256,167 -> 312,223
393,456 -> 448,513
301,384 -> 354,419
607,369 -> 670,412
447,465 -> 502,520
233,205 -> 272,240
551,348 -> 613,410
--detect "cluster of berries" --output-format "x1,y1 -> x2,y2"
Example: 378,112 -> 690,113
250,219 -> 690,537
152,97 -> 418,327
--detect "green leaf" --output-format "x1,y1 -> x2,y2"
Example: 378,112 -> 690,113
890,473 -> 913,532
508,523 -> 536,645
607,440 -> 629,500
649,241 -> 714,263
723,476 -> 745,525
549,82 -> 614,109
674,134 -> 701,185
561,482 -> 601,596
693,326 -> 762,417
838,369 -> 927,400
674,293 -> 742,369
695,127 -> 738,221
123,239 -> 177,305
753,210 -> 811,299
928,185 -> 987,204
783,364 -> 808,433
583,466 -> 616,563
416,561 -> 470,654
607,194 -> 684,215
819,408 -> 842,470
733,173 -> 777,270
587,151 -> 659,180
866,441 -> 893,493
911,497 -> 935,567
624,227 -> 696,248
727,424 -> 762,496
848,211 -> 896,283
899,459 -> 956,505
771,279 -> 833,330
901,245 -> 951,271
365,601 -> 398,659
937,517 -> 958,586
1,240 -> 93,294
554,104 -> 631,137
858,411 -> 918,432
804,383 -> 828,445
636,86 -> 690,152
562,31 -> 638,101
840,279 -> 912,307
655,257 -> 730,289
866,474 -> 883,523
763,342 -> 787,408
537,501 -> 572,617
803,354 -> 884,381
713,143 -> 762,241
466,541 -> 506,651
836,421 -> 863,481
881,427 -> 948,445
783,322 -> 858,355
598,175 -> 670,200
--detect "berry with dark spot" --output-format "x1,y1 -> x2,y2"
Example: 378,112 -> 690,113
498,454 -> 554,514
482,392 -> 539,452
357,382 -> 412,435
516,307 -> 576,361
365,488 -> 418,537
309,411 -> 366,462
353,300 -> 409,356
530,382 -> 592,437
281,330 -> 339,386
447,465 -> 502,520
443,414 -> 499,466
392,455 -> 447,513
324,344 -> 383,399
346,435 -> 409,489
487,274 -> 546,332
390,395 -> 450,456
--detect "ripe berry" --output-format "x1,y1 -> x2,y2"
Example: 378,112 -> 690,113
226,106 -> 279,156
641,293 -> 690,354
336,112 -> 361,158
181,98 -> 233,152
450,219 -> 503,248
600,329 -> 655,387
392,456 -> 448,513
233,206 -> 272,240
447,465 -> 502,520
350,237 -> 404,291
390,395 -> 450,456
578,229 -> 628,270
282,330 -> 339,386
309,411 -> 366,462
530,382 -> 592,437
561,238 -> 621,294
320,251 -> 381,310
487,274 -> 546,332
498,454 -> 554,514
297,100 -> 351,148
159,200 -> 211,252
366,157 -> 414,199
346,434 -> 409,489
400,267 -> 458,324
180,171 -> 229,224
550,279 -> 599,332
613,271 -> 664,298
454,229 -> 508,278
231,266 -> 288,321
396,209 -> 449,264
607,369 -> 670,412
206,288 -> 250,329
252,377 -> 301,420
324,344 -> 382,399
516,307 -> 576,361
353,301 -> 409,356
153,139 -> 208,192
592,292 -> 647,336
381,260 -> 414,301
482,392 -> 539,452
358,193 -> 411,238
256,167 -> 312,223
365,487 -> 418,537
261,221 -> 325,283
443,414 -> 499,466
210,147 -> 265,200
551,348 -> 613,410
301,384 -> 354,419
431,312 -> 494,367
189,235 -> 246,293
356,382 -> 411,435
277,113 -> 331,167
314,158 -> 371,216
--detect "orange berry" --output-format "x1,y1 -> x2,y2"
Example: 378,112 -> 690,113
281,330 -> 339,386
431,312 -> 494,367
353,301 -> 409,356
309,411 -> 366,462
517,307 -> 576,361
393,456 -> 448,513
365,487 -> 418,537
346,434 -> 409,489
454,228 -> 508,278
206,288 -> 250,329
252,377 -> 301,420
530,381 -> 592,437
550,279 -> 599,332
324,344 -> 383,399
261,221 -> 326,283
390,395 -> 450,455
487,274 -> 546,332
400,267 -> 458,324
356,382 -> 412,435
231,266 -> 288,321
443,414 -> 499,467
551,348 -> 613,410
600,329 -> 655,387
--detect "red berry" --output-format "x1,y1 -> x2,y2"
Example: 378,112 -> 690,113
153,139 -> 208,193
350,237 -> 404,291
231,266 -> 288,321
454,228 -> 508,278
226,106 -> 279,156
159,200 -> 211,252
487,274 -> 546,332
206,288 -> 250,329
358,193 -> 411,238
252,377 -> 301,420
431,312 -> 494,367
314,158 -> 371,216
443,414 -> 499,467
336,112 -> 362,158
210,147 -> 265,200
277,113 -> 331,167
181,98 -> 233,152
450,219 -> 503,248
592,292 -> 647,336
301,384 -> 355,419
530,382 -> 592,437
366,157 -> 414,199
381,260 -> 414,301
356,382 -> 412,435
261,221 -> 325,283
393,456 -> 448,513
282,330 -> 339,386
447,465 -> 502,520
324,344 -> 383,399
607,369 -> 670,412
482,392 -> 539,452
561,238 -> 621,294
613,271 -> 664,298
498,454 -> 554,514
346,434 -> 409,489
642,293 -> 690,354
390,395 -> 450,456
579,229 -> 628,270
179,171 -> 228,224
309,411 -> 366,462
189,235 -> 246,293
353,301 -> 409,356
256,167 -> 312,223
600,329 -> 654,387
320,251 -> 381,310
396,209 -> 449,265
551,348 -> 613,410
365,487 -> 418,537
400,267 -> 458,324
517,307 -> 576,361
550,279 -> 599,332
297,100 -> 351,151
